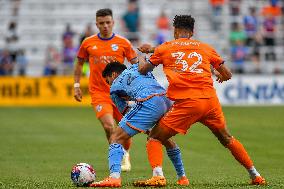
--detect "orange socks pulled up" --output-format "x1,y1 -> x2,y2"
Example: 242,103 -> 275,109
146,138 -> 163,169
226,137 -> 253,169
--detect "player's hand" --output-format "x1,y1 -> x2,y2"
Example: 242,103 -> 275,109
74,87 -> 82,102
214,70 -> 224,83
137,44 -> 153,54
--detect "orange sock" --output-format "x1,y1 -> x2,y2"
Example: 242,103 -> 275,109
124,138 -> 132,151
226,137 -> 253,169
146,138 -> 163,169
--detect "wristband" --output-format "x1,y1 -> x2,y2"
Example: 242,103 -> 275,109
74,83 -> 80,88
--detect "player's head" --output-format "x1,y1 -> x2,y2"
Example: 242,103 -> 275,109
102,61 -> 127,85
173,15 -> 195,39
96,8 -> 114,37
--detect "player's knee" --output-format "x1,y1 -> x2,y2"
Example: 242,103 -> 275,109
162,138 -> 177,149
111,127 -> 130,144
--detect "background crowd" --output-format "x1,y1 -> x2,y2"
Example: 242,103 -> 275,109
0,0 -> 283,76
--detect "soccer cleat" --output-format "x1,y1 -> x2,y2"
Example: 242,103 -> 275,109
121,151 -> 131,172
89,177 -> 121,187
177,176 -> 189,186
251,176 -> 266,185
133,176 -> 166,187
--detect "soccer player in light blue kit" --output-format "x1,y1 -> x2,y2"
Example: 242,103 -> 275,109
90,62 -> 189,187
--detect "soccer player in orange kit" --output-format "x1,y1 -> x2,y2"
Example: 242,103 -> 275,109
74,8 -> 138,171
138,15 -> 266,185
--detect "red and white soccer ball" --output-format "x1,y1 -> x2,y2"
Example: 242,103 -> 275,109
71,163 -> 96,186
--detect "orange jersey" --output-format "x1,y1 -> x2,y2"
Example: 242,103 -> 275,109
149,38 -> 224,100
77,33 -> 137,100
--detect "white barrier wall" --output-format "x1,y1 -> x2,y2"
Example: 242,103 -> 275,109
214,75 -> 284,105
154,72 -> 284,105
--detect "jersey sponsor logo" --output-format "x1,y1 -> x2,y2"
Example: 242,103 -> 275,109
111,44 -> 118,51
96,104 -> 103,112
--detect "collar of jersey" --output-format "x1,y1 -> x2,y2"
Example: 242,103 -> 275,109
97,33 -> 115,41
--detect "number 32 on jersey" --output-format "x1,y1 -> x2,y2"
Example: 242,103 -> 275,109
171,52 -> 203,73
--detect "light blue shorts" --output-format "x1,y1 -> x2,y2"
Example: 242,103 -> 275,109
119,95 -> 172,137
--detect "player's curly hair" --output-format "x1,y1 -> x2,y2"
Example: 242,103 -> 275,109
102,61 -> 126,78
96,8 -> 113,18
173,15 -> 195,32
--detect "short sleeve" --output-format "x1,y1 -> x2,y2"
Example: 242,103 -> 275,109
77,40 -> 88,60
149,46 -> 162,66
124,40 -> 138,62
209,47 -> 224,69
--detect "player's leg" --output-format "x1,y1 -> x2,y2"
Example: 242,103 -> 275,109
112,104 -> 132,172
201,96 -> 266,185
89,126 -> 131,187
98,113 -> 116,142
141,99 -> 203,186
163,138 -> 189,185
95,102 -> 132,172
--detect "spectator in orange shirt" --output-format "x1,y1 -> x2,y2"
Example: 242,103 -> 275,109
209,0 -> 225,31
155,10 -> 171,45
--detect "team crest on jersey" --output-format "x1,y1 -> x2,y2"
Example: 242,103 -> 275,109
96,104 -> 103,112
111,44 -> 118,51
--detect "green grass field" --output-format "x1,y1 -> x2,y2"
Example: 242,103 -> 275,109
0,106 -> 284,189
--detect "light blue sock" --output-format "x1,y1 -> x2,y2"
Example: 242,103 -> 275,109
108,143 -> 125,175
166,146 -> 186,178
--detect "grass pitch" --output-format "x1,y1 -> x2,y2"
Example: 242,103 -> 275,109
0,106 -> 284,189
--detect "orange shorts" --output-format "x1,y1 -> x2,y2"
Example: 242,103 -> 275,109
91,94 -> 122,122
159,95 -> 226,134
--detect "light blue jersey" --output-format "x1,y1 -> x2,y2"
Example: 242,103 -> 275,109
110,63 -> 171,136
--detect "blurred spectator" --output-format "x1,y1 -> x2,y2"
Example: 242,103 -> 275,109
155,10 -> 171,45
0,49 -> 14,75
79,23 -> 94,44
82,62 -> 90,77
249,33 -> 262,73
16,49 -> 28,76
261,0 -> 282,61
229,22 -> 247,45
209,0 -> 225,31
44,46 -> 61,76
62,42 -> 77,75
262,14 -> 277,61
122,1 -> 140,44
243,7 -> 259,46
62,23 -> 75,48
231,40 -> 249,74
5,21 -> 19,65
261,0 -> 282,17
229,0 -> 241,16
11,0 -> 21,16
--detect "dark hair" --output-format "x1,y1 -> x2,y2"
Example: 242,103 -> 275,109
102,61 -> 127,78
173,15 -> 195,32
96,8 -> 113,18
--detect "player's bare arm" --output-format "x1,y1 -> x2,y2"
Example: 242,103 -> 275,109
129,57 -> 138,64
215,64 -> 232,83
137,44 -> 155,54
74,57 -> 85,102
138,55 -> 155,75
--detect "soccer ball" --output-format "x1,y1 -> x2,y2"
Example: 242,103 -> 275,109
71,163 -> 96,186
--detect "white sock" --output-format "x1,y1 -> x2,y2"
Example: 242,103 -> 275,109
248,166 -> 260,179
153,166 -> 164,177
110,172 -> 120,179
